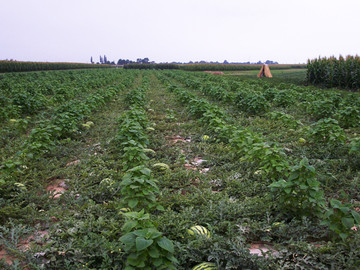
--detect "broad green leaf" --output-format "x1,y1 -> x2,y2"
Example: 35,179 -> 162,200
133,229 -> 148,238
153,257 -> 163,267
148,246 -> 160,258
128,199 -> 139,208
330,199 -> 341,208
342,217 -> 354,229
122,221 -> 138,232
140,168 -> 151,176
119,233 -> 136,251
167,254 -> 179,263
157,237 -> 174,253
156,205 -> 165,211
339,232 -> 348,241
351,210 -> 360,224
136,237 -> 153,251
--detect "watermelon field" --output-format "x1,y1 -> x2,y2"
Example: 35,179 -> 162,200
1,68 -> 360,269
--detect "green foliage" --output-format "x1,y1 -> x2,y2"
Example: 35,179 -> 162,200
322,199 -> 360,240
268,111 -> 302,129
273,90 -> 297,107
120,210 -> 177,269
7,117 -> 30,133
307,118 -> 346,144
2,68 -> 360,269
120,166 -> 163,211
124,63 -> 179,70
269,158 -> 326,217
335,106 -> 360,128
306,99 -> 337,120
122,141 -> 150,170
0,60 -> 112,73
235,92 -> 270,115
230,129 -> 289,180
307,55 -> 360,89
349,137 -> 360,155
179,63 -> 306,72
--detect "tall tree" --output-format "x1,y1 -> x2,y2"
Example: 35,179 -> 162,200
104,55 -> 108,64
90,56 -> 94,64
100,55 -> 103,64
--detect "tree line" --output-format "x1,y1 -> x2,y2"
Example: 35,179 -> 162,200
91,56 -> 281,66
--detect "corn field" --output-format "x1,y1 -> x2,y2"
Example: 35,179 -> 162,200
0,61 -> 113,73
307,55 -> 360,90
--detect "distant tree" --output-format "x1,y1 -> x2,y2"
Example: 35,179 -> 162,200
143,57 -> 149,64
265,60 -> 279,65
90,56 -> 94,64
104,55 -> 108,64
100,55 -> 103,64
223,60 -> 229,64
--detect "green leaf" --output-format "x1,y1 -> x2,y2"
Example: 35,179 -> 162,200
167,255 -> 179,263
156,205 -> 165,211
339,232 -> 348,241
140,168 -> 151,176
128,199 -> 139,208
133,229 -> 148,238
153,257 -> 163,267
330,199 -> 342,208
136,237 -> 153,251
119,233 -> 136,250
157,237 -> 174,253
351,210 -> 360,224
122,221 -> 138,232
342,217 -> 354,229
148,246 -> 160,258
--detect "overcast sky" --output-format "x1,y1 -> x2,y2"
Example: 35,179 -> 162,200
1,0 -> 359,64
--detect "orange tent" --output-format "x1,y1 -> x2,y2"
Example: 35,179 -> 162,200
257,64 -> 273,78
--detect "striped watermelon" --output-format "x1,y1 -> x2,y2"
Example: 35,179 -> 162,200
187,225 -> 211,238
192,262 -> 217,270
119,208 -> 131,214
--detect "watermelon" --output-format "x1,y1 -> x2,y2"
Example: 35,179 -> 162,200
192,262 -> 217,270
119,208 -> 131,214
187,225 -> 211,238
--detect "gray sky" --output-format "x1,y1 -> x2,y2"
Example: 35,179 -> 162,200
1,0 -> 359,64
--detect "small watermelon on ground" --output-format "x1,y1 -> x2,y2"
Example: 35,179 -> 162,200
152,163 -> 170,170
119,208 -> 131,214
187,225 -> 211,238
192,262 -> 217,270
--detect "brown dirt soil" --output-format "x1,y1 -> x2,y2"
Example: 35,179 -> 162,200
204,71 -> 225,75
0,230 -> 48,266
249,242 -> 278,257
46,179 -> 68,198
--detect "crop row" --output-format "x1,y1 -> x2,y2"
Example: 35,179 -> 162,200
113,77 -> 177,269
0,74 -> 136,204
168,70 -> 360,129
0,69 -> 133,122
165,71 -> 360,185
157,71 -> 360,241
